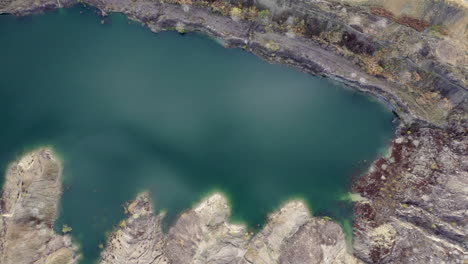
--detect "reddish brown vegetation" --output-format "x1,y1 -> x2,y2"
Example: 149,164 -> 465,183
354,157 -> 388,197
341,31 -> 376,55
371,7 -> 429,32
390,139 -> 413,165
370,246 -> 391,263
398,16 -> 429,32
371,7 -> 395,20
355,203 -> 376,221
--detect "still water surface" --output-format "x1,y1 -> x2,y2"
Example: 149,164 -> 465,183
0,7 -> 395,263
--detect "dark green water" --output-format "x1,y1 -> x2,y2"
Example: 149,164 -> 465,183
0,6 -> 395,263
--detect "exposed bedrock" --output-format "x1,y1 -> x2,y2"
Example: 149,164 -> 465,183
100,192 -> 166,264
0,149 -> 80,264
100,192 -> 360,264
353,101 -> 468,264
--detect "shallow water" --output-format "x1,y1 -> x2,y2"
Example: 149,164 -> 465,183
0,6 -> 395,263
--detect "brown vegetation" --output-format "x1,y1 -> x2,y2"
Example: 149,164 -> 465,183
340,31 -> 376,55
370,7 -> 429,32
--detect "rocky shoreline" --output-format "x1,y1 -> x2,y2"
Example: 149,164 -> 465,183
1,0 -> 467,126
0,139 -> 466,263
100,191 -> 360,264
0,149 -> 360,264
0,0 -> 467,263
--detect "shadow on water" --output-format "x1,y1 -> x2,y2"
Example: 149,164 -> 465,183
0,6 -> 396,263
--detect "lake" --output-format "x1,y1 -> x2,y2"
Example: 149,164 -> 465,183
0,6 -> 395,263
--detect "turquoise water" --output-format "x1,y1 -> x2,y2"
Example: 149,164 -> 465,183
0,7 -> 395,263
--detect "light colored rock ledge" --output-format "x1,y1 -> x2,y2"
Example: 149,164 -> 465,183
0,148 -> 80,264
101,191 -> 361,264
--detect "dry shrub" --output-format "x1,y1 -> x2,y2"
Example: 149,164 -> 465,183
371,6 -> 429,32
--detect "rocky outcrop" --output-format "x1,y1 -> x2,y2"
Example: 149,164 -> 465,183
353,101 -> 467,263
100,192 -> 166,264
244,201 -> 310,264
165,193 -> 249,264
100,192 -> 359,264
279,219 -> 361,264
0,149 -> 80,264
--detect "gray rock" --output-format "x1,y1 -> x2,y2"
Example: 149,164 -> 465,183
100,192 -> 167,264
101,194 -> 359,264
0,149 -> 80,264
353,104 -> 468,264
